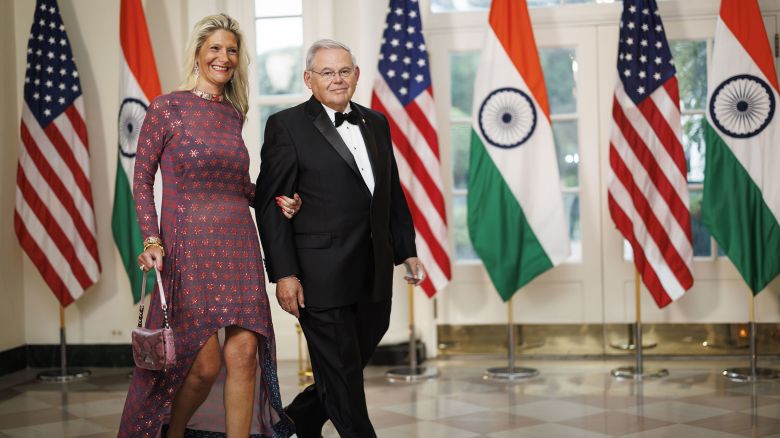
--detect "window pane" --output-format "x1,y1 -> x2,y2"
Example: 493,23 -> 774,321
256,17 -> 304,95
255,0 -> 301,18
671,40 -> 707,111
452,194 -> 479,261
529,0 -> 562,6
451,123 -> 472,190
563,192 -> 582,261
539,47 -> 577,115
450,51 -> 480,118
259,104 -> 291,140
690,188 -> 712,257
683,114 -> 705,183
553,121 -> 579,188
432,0 -> 620,12
432,0 -> 491,12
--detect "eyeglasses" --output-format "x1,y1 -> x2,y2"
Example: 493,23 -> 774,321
308,67 -> 355,81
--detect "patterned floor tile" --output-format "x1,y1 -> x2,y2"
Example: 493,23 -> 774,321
622,423 -> 747,437
406,378 -> 500,398
686,412 -> 780,437
485,423 -> 611,438
24,390 -> 126,407
679,394 -> 780,411
560,411 -> 672,435
63,397 -> 127,418
0,360 -> 778,437
560,393 -> 668,409
0,394 -> 53,416
365,407 -> 419,429
617,400 -> 731,423
2,419 -> 109,438
443,391 -> 545,408
82,413 -> 122,431
381,398 -> 489,421
433,409 -> 542,433
365,386 -> 434,407
375,420 -> 481,438
500,399 -> 605,422
748,404 -> 780,420
0,408 -> 79,430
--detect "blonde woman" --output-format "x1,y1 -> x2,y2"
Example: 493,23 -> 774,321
119,14 -> 296,437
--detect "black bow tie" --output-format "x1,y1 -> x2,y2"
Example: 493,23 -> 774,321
334,111 -> 360,127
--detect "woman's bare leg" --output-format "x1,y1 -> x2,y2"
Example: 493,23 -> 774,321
223,326 -> 258,437
166,333 -> 221,438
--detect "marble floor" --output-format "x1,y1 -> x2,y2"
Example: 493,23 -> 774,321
0,358 -> 779,437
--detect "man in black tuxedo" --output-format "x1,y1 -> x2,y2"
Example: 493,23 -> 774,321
255,39 -> 426,438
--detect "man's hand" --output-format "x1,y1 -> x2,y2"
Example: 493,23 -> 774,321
276,276 -> 305,318
402,257 -> 427,286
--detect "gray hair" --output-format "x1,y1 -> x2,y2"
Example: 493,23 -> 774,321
305,39 -> 357,70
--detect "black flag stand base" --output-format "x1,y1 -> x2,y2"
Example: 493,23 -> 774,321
610,271 -> 667,381
386,285 -> 439,383
484,296 -> 539,382
723,295 -> 780,382
38,306 -> 91,383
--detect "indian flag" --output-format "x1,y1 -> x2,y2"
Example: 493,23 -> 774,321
112,0 -> 161,302
702,0 -> 780,295
467,0 -> 570,301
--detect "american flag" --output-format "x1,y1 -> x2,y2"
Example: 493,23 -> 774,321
15,0 -> 101,307
607,0 -> 693,308
371,0 -> 451,297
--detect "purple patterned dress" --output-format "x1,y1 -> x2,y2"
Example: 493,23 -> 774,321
118,91 -> 293,437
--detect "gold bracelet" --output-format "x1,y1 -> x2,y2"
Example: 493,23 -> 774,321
143,236 -> 162,246
143,236 -> 165,257
143,242 -> 165,257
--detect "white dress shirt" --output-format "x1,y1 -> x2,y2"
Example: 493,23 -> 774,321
323,104 -> 375,195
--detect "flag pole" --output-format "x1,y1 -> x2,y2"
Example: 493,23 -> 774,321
609,281 -> 658,351
484,295 -> 538,381
723,291 -> 779,381
296,323 -> 313,386
611,270 -> 667,380
386,284 -> 439,382
38,305 -> 91,382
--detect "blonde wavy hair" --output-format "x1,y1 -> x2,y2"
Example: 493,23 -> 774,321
180,14 -> 249,123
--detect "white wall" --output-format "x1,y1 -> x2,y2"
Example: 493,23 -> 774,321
0,0 -> 26,352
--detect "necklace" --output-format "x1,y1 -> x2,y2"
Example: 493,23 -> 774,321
191,89 -> 224,102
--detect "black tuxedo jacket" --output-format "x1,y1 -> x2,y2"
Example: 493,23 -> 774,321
255,96 -> 417,308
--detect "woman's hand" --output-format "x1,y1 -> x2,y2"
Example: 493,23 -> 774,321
138,245 -> 164,272
276,193 -> 302,219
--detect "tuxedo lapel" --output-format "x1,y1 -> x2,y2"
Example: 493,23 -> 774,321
306,97 -> 362,178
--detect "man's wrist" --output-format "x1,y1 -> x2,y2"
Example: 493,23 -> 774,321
278,275 -> 300,283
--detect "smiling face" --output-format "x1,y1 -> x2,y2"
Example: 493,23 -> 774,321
304,47 -> 360,112
195,29 -> 239,95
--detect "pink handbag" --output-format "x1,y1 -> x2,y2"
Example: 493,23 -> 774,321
132,268 -> 176,371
